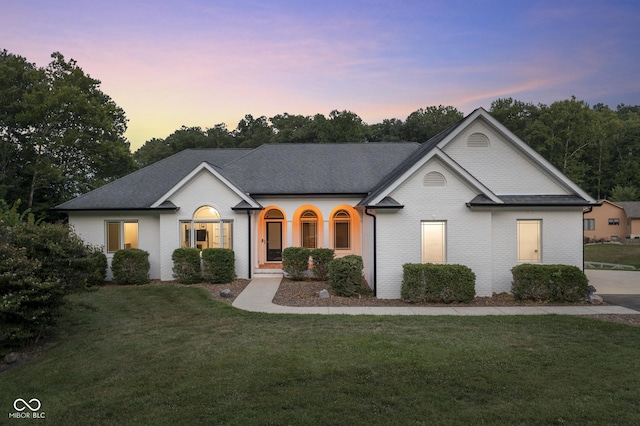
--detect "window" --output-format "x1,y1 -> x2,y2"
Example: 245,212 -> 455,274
300,210 -> 317,249
584,219 -> 595,231
106,221 -> 138,253
517,220 -> 541,263
608,218 -> 620,226
421,221 -> 446,264
181,206 -> 233,250
334,210 -> 351,250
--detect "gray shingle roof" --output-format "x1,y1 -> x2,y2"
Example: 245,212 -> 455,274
55,149 -> 252,210
467,194 -> 592,206
618,202 -> 640,218
55,143 -> 420,210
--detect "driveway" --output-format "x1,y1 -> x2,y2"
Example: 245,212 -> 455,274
586,270 -> 640,311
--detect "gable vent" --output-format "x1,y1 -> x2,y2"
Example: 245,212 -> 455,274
467,132 -> 490,148
423,171 -> 446,187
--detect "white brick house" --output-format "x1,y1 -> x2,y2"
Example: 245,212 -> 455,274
55,108 -> 596,298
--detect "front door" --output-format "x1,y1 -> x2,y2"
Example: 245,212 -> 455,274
266,221 -> 283,261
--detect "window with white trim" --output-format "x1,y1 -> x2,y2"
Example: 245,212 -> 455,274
300,210 -> 318,249
181,206 -> 233,250
421,221 -> 446,264
106,221 -> 139,253
333,210 -> 351,250
517,220 -> 541,263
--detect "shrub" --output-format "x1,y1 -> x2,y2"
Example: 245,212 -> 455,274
511,264 -> 589,303
329,255 -> 371,297
310,248 -> 334,281
401,263 -> 476,303
282,247 -> 311,281
8,222 -> 107,292
172,248 -> 202,284
0,241 -> 64,345
202,248 -> 235,283
111,248 -> 150,285
0,220 -> 106,346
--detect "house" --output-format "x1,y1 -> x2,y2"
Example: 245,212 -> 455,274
618,202 -> 640,239
54,108 -> 596,299
583,200 -> 640,241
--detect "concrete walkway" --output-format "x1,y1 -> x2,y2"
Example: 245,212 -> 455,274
232,277 -> 640,316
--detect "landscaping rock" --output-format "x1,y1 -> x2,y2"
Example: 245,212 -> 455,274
220,289 -> 233,298
4,352 -> 20,364
318,289 -> 330,299
589,294 -> 604,305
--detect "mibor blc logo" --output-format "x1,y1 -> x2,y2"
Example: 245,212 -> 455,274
9,398 -> 45,419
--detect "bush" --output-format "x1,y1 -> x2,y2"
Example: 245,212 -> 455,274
8,222 -> 107,292
282,247 -> 311,281
172,248 -> 202,284
111,248 -> 150,285
0,241 -> 64,345
401,263 -> 476,303
310,248 -> 334,281
202,248 -> 235,283
511,264 -> 589,302
329,255 -> 371,297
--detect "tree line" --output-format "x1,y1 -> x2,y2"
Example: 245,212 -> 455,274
2,50 -> 639,221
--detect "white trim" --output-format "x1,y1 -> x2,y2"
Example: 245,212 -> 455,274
151,162 -> 260,209
369,148 -> 501,205
454,109 -> 597,204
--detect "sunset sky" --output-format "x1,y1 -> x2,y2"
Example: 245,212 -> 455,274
2,0 -> 639,150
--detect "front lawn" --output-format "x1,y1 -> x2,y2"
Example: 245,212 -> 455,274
2,285 -> 640,425
585,243 -> 640,269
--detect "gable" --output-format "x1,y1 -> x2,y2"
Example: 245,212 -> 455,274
441,119 -> 569,195
361,108 -> 596,207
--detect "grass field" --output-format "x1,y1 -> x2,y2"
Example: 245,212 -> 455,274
584,243 -> 640,269
2,285 -> 640,425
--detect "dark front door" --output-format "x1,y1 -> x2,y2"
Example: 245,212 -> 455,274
266,221 -> 282,261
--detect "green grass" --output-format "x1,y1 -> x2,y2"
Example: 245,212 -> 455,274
2,285 -> 640,425
585,243 -> 640,269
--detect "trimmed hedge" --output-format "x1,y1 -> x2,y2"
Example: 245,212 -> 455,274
329,255 -> 371,297
310,248 -> 334,281
202,248 -> 235,283
172,248 -> 202,284
401,263 -> 476,303
511,264 -> 589,302
112,248 -> 150,285
282,247 -> 311,281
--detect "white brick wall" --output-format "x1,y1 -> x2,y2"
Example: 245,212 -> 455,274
376,160 -> 494,298
165,169 -> 250,281
443,121 -> 570,195
69,211 -> 161,280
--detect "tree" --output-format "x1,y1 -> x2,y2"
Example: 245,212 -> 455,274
0,50 -> 136,217
526,97 -> 595,188
402,105 -> 464,142
609,185 -> 639,202
233,114 -> 274,148
489,98 -> 541,143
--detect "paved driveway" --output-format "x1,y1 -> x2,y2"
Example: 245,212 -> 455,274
586,270 -> 640,311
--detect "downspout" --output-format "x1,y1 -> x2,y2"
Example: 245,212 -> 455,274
582,205 -> 593,272
247,210 -> 252,279
364,208 -> 377,297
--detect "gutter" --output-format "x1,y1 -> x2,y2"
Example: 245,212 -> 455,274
364,208 -> 377,297
247,210 -> 252,279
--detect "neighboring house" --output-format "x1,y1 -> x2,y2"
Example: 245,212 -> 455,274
583,200 -> 640,241
55,108 -> 596,299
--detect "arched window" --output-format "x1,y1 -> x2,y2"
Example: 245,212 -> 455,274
300,210 -> 317,249
333,210 -> 351,250
180,205 -> 232,250
265,209 -> 284,219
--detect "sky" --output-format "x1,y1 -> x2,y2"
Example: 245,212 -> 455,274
2,0 -> 640,151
